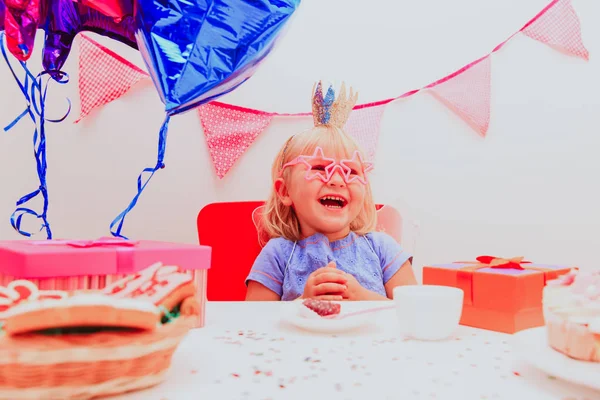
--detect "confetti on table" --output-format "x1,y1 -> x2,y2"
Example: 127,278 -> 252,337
192,326 -> 596,400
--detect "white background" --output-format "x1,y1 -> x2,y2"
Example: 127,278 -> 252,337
0,0 -> 598,280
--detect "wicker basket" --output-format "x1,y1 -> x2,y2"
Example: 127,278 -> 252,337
0,316 -> 195,400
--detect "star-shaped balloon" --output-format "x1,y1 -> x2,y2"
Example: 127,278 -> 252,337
41,0 -> 137,77
3,0 -> 41,61
135,0 -> 301,115
79,0 -> 133,21
0,1 -> 6,32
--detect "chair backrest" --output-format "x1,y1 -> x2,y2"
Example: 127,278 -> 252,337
197,201 -> 402,301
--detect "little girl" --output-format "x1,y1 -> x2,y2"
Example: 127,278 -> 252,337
245,82 -> 417,301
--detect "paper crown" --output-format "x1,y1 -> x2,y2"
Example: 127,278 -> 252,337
311,81 -> 358,128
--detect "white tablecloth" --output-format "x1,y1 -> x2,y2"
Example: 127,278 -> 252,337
115,302 -> 599,400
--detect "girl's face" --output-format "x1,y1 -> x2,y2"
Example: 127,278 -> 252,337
277,146 -> 370,241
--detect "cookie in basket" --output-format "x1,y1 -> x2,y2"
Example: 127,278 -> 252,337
2,280 -> 159,336
0,277 -> 198,400
0,307 -> 195,400
103,262 -> 197,313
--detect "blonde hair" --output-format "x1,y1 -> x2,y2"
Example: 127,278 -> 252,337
259,125 -> 377,244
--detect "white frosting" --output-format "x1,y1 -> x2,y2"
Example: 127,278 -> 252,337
568,315 -> 594,325
544,270 -> 600,326
102,263 -> 192,305
0,280 -> 68,313
588,318 -> 600,334
5,293 -> 159,318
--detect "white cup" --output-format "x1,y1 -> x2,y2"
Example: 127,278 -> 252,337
393,285 -> 464,341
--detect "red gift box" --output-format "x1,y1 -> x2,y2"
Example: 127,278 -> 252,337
423,256 -> 572,333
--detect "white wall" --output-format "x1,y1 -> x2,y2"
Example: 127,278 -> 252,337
0,0 -> 598,280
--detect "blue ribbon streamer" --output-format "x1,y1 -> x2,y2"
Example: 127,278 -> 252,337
1,33 -> 71,239
110,115 -> 170,239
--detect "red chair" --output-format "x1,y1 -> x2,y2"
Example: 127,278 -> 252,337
197,201 -> 402,301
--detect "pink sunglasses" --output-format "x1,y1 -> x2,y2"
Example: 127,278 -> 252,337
280,147 -> 373,185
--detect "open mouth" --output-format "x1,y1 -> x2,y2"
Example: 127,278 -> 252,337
318,195 -> 348,209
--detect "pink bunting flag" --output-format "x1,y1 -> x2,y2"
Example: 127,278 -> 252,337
428,56 -> 492,137
198,103 -> 274,179
76,34 -> 149,123
345,103 -> 387,161
521,0 -> 589,61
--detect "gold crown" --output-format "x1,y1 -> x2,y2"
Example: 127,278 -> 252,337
311,81 -> 358,129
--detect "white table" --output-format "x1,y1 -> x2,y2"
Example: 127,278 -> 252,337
115,302 -> 599,400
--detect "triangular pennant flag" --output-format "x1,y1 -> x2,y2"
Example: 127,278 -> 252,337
521,0 -> 589,60
198,103 -> 274,179
76,35 -> 149,123
428,56 -> 492,137
344,104 -> 387,161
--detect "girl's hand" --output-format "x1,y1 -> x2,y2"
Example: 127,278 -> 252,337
341,272 -> 368,300
302,261 -> 348,301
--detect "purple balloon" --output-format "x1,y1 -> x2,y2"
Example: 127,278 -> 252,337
42,0 -> 137,78
0,0 -> 5,31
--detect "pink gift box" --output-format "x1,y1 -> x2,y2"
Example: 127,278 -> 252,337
0,238 -> 211,327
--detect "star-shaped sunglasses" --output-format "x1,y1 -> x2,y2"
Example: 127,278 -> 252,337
280,147 -> 373,185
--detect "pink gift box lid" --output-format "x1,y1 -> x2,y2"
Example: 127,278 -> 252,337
0,238 -> 212,278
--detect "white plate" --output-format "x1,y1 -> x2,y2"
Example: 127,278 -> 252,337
513,327 -> 600,391
280,302 -> 375,334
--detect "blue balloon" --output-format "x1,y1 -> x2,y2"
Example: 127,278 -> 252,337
135,0 -> 301,115
111,0 -> 300,238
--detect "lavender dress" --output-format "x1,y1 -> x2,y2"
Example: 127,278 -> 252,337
245,231 -> 412,300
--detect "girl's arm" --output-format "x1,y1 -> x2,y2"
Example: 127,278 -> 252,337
384,260 -> 417,299
344,260 -> 416,301
245,281 -> 281,301
244,239 -> 286,301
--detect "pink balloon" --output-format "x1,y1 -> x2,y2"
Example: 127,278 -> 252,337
4,0 -> 40,61
78,0 -> 132,20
